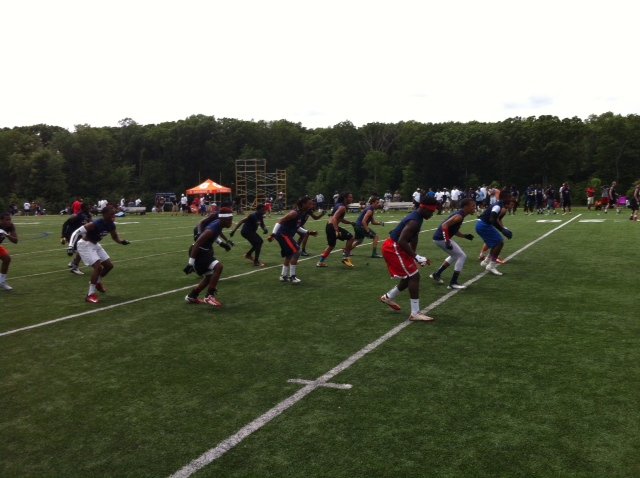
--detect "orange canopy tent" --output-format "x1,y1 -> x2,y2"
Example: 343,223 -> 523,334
185,179 -> 232,196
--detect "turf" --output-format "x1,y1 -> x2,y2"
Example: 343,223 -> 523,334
1,209 -> 639,477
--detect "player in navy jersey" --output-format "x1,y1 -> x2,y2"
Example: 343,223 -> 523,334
0,212 -> 18,291
430,198 -> 476,289
193,202 -> 234,243
378,195 -> 439,322
61,202 -> 92,275
229,204 -> 269,267
475,190 -> 513,276
68,205 -> 130,303
297,201 -> 325,257
183,207 -> 234,306
316,192 -> 356,268
352,196 -> 385,258
268,196 -> 316,283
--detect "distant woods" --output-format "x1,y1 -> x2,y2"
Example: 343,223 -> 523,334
1,112 -> 639,212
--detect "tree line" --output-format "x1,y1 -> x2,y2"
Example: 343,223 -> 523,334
1,112 -> 639,213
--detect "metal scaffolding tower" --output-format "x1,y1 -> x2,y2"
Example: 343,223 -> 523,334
235,159 -> 287,211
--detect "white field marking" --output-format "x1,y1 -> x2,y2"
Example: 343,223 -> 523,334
536,219 -> 562,223
114,221 -> 140,225
168,214 -> 583,478
579,219 -> 606,223
287,379 -> 353,390
11,222 -> 41,225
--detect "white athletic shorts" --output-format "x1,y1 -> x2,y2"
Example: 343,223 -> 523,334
77,239 -> 110,266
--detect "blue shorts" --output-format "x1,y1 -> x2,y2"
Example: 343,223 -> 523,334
475,220 -> 503,248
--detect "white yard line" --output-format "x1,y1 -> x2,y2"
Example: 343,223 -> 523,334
168,215 -> 582,477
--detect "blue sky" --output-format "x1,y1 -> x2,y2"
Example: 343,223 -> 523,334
1,0 -> 637,130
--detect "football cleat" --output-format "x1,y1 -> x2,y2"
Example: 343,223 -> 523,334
253,261 -> 266,267
185,295 -> 204,304
380,294 -> 401,311
341,257 -> 354,268
429,273 -> 443,284
0,281 -> 13,291
85,293 -> 99,304
289,275 -> 302,284
409,312 -> 435,322
371,253 -> 383,258
480,257 -> 490,267
280,275 -> 289,282
485,262 -> 503,276
70,268 -> 84,275
96,283 -> 107,293
244,254 -> 254,262
447,283 -> 467,290
316,262 -> 328,268
300,250 -> 310,257
203,295 -> 222,307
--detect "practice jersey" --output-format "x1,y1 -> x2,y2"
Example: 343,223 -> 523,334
433,210 -> 467,241
355,205 -> 375,228
479,201 -> 504,225
62,212 -> 91,238
198,219 -> 225,250
389,210 -> 424,242
0,224 -> 15,244
241,211 -> 265,234
85,218 -> 116,243
330,202 -> 345,217
277,209 -> 300,236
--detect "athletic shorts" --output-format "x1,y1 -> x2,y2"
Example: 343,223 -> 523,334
77,239 -> 110,266
325,224 -> 353,248
0,246 -> 9,258
275,233 -> 300,258
353,225 -> 375,241
188,246 -> 218,276
600,197 -> 609,205
587,196 -> 594,205
475,220 -> 503,249
381,238 -> 419,279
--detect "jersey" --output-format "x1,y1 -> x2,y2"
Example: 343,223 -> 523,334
241,211 -> 265,235
62,212 -> 91,238
355,205 -> 375,228
330,202 -> 345,217
85,218 -> 116,243
277,209 -> 301,237
389,210 -> 424,243
479,201 -> 504,225
433,210 -> 466,241
198,219 -> 225,250
0,224 -> 15,244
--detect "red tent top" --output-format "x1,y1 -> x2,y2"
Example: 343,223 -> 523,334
185,179 -> 232,195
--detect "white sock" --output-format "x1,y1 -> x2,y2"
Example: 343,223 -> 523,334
89,283 -> 97,295
289,265 -> 297,276
410,299 -> 420,314
386,286 -> 400,299
0,273 -> 6,282
281,265 -> 290,277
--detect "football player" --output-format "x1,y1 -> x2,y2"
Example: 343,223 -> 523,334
0,212 -> 18,291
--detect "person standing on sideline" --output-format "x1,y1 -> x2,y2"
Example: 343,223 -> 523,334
68,205 -> 130,303
61,202 -> 92,275
629,183 -> 640,221
269,196 -> 316,283
586,185 -> 596,211
476,190 -> 513,276
430,198 -> 476,289
560,182 -> 572,214
378,195 -> 439,322
72,196 -> 83,215
352,196 -> 385,258
183,207 -> 234,306
229,203 -> 269,267
0,213 -> 18,291
316,192 -> 356,268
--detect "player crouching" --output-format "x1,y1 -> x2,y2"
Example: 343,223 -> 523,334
183,207 -> 234,307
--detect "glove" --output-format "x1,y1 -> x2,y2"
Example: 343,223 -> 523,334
220,242 -> 231,252
464,234 -> 474,241
60,237 -> 66,245
503,228 -> 513,239
183,264 -> 195,274
121,240 -> 130,245
67,246 -> 75,256
230,230 -> 235,237
226,239 -> 234,247
445,240 -> 453,250
262,228 -> 268,235
415,254 -> 428,266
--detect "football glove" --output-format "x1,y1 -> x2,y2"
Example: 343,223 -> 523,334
121,240 -> 130,245
502,228 -> 513,239
220,242 -> 231,252
229,230 -> 235,237
67,246 -> 75,256
60,237 -> 67,245
464,234 -> 474,241
226,239 -> 234,247
415,254 -> 428,266
262,228 -> 268,235
445,240 -> 453,250
183,264 -> 195,274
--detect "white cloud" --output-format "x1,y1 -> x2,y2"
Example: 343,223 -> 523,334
1,0 -> 638,130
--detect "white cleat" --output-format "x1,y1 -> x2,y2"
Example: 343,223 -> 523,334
480,257 -> 490,267
409,312 -> 435,322
447,283 -> 467,290
0,281 -> 13,291
485,263 -> 503,276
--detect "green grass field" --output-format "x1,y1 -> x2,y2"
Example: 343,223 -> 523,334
1,208 -> 639,477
